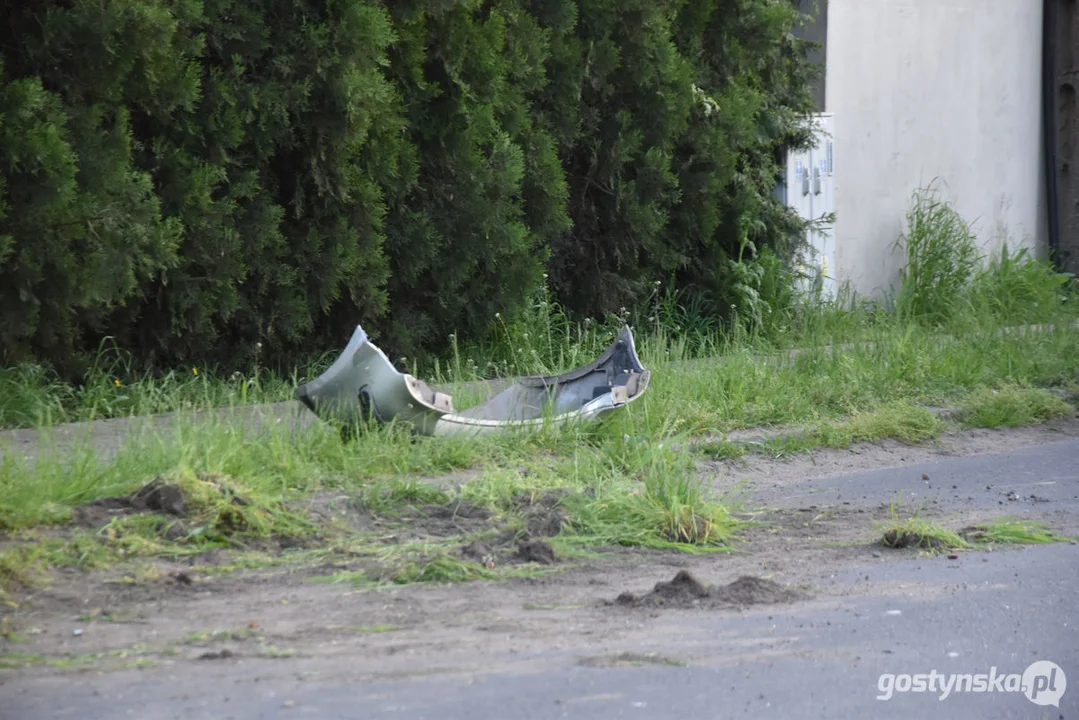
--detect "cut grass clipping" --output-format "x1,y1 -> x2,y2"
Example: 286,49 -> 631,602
85,470 -> 315,555
880,517 -> 968,551
1,470 -> 316,598
880,516 -> 1073,552
959,517 -> 1073,545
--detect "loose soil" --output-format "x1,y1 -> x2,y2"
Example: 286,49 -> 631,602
1,421 -> 1077,687
72,478 -> 191,529
611,570 -> 809,609
880,528 -> 950,550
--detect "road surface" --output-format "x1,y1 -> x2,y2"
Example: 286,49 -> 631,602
1,430 -> 1077,720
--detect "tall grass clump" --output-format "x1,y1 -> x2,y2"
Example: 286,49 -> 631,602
0,338 -> 303,429
556,442 -> 740,552
956,383 -> 1075,429
967,244 -> 1076,325
891,180 -> 1076,333
0,365 -> 72,428
893,181 -> 981,325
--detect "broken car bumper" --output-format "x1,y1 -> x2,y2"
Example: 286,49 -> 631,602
294,325 -> 650,436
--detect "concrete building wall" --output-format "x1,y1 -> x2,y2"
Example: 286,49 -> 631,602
825,0 -> 1047,299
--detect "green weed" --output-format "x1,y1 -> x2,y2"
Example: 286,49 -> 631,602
877,494 -> 968,552
893,181 -> 981,325
968,244 -> 1076,324
1,532 -> 116,597
957,384 -> 1074,429
558,447 -> 741,552
695,439 -> 748,461
879,494 -> 1073,552
0,652 -> 47,669
810,401 -> 945,448
961,518 -> 1073,545
183,627 -> 264,645
360,477 -> 452,515
879,517 -> 967,551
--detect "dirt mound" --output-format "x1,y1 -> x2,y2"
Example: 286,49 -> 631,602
73,478 -> 192,527
449,491 -> 568,569
457,534 -> 558,568
513,489 -> 570,538
74,474 -> 255,528
70,472 -> 297,550
515,539 -> 556,565
881,528 -> 950,550
612,571 -> 808,609
459,540 -> 494,562
708,575 -> 807,605
422,501 -> 491,522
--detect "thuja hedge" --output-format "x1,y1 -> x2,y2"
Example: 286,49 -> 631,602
0,0 -> 819,374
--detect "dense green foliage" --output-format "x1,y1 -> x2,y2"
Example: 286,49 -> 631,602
0,0 -> 819,375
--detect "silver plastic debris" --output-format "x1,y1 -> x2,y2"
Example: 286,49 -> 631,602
294,325 -> 650,436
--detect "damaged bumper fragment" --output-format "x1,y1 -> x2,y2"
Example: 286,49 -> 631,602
294,325 -> 650,436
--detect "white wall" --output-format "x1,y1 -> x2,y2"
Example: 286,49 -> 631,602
825,0 -> 1047,299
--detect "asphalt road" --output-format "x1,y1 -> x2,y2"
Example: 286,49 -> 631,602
744,436 -> 1079,519
4,543 -> 1074,720
4,438 -> 1077,720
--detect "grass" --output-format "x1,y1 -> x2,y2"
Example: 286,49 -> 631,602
960,517 -> 1074,545
879,517 -> 969,551
578,651 -> 689,668
2,309 -> 1076,595
878,497 -> 1075,552
893,181 -> 981,325
956,383 -> 1075,428
696,401 -> 949,461
0,346 -> 299,430
806,401 -> 946,449
0,646 -> 156,671
1,190 -> 1078,595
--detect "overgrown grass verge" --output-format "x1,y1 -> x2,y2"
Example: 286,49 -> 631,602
0,350 -> 301,430
2,314 -> 1078,596
3,191 -> 1076,434
2,195 -> 1078,595
698,401 -> 947,461
0,425 -> 748,596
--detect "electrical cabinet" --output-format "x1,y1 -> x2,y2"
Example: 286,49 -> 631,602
781,113 -> 836,299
